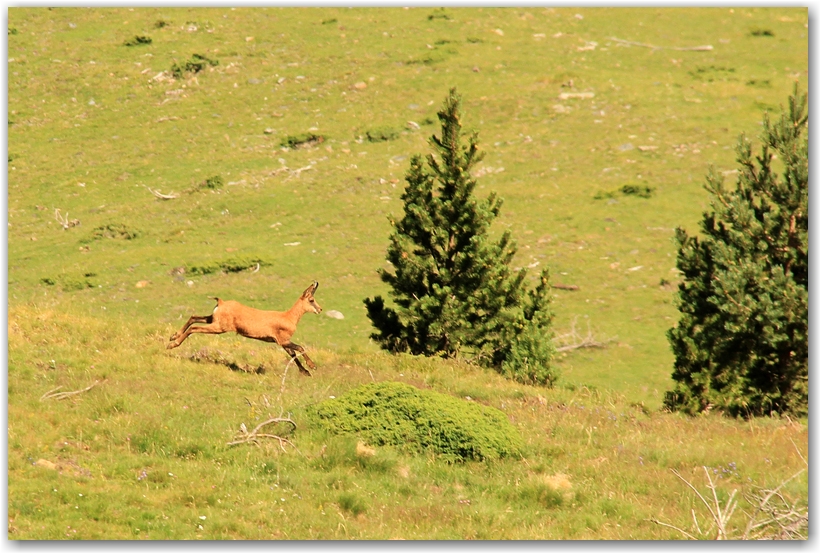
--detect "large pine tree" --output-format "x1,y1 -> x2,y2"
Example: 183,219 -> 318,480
665,85 -> 808,417
364,88 -> 555,385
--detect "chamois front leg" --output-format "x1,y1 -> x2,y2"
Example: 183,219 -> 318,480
282,342 -> 315,376
167,320 -> 225,349
170,314 -> 212,342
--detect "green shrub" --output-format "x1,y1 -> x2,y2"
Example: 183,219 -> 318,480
364,89 -> 554,385
187,257 -> 264,275
311,381 -> 523,462
170,53 -> 218,79
279,133 -> 325,149
337,492 -> 368,516
362,126 -> 400,143
89,223 -> 139,240
620,184 -> 654,198
666,85 -> 808,417
123,35 -> 152,46
200,175 -> 224,190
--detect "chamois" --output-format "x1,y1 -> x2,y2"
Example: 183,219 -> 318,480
167,281 -> 323,375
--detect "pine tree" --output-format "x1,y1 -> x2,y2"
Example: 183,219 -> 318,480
364,88 -> 555,385
665,85 -> 808,417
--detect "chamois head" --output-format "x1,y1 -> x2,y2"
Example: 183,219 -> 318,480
301,281 -> 323,314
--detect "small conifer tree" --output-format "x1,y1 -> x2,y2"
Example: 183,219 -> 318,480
665,85 -> 808,417
365,88 -> 555,385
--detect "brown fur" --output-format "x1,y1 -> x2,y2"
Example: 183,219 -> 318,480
167,281 -> 322,375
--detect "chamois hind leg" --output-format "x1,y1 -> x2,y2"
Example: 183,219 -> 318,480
170,314 -> 213,342
282,343 -> 314,375
167,321 -> 225,349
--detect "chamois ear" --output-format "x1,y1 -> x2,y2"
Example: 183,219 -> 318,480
302,281 -> 318,298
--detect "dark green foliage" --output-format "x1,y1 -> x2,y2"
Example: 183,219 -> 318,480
89,223 -> 139,240
200,175 -> 224,190
364,88 -> 555,385
427,9 -> 452,21
750,28 -> 775,37
280,133 -> 325,149
594,184 -> 654,200
337,492 -> 368,516
666,85 -> 808,418
187,257 -> 264,276
40,273 -> 96,291
154,19 -> 170,28
362,126 -> 400,143
620,184 -> 654,198
321,18 -> 337,25
170,53 -> 218,79
511,484 -> 565,509
123,35 -> 152,46
311,381 -> 523,462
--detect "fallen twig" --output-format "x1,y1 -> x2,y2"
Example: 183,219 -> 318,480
40,379 -> 103,401
54,208 -> 80,230
650,466 -> 808,540
554,317 -> 611,352
226,415 -> 300,453
609,36 -> 713,52
283,165 -> 313,181
146,186 -> 179,200
742,469 -> 807,540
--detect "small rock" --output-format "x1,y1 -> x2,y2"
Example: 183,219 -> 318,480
325,310 -> 345,320
353,81 -> 367,90
135,280 -> 149,288
356,441 -> 376,457
264,128 -> 274,134
35,459 -> 58,470
558,92 -> 594,100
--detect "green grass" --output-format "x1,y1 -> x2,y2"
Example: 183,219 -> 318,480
7,7 -> 808,540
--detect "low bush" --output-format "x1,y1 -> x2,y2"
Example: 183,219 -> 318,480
170,53 -> 218,79
311,381 -> 523,462
280,133 -> 325,149
187,257 -> 265,276
123,35 -> 152,46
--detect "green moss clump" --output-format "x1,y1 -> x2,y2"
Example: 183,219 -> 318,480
89,223 -> 139,240
170,53 -> 218,79
280,133 -> 325,149
311,381 -> 523,462
362,126 -> 400,143
123,35 -> 152,46
188,257 -> 264,275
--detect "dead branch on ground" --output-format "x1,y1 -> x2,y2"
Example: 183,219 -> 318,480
648,466 -> 808,540
609,37 -> 713,52
283,165 -> 313,181
54,208 -> 80,230
226,415 -> 300,453
742,470 -> 808,540
554,317 -> 612,352
146,186 -> 179,200
40,379 -> 104,401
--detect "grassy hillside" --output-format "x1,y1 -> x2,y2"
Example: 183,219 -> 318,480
7,7 -> 808,540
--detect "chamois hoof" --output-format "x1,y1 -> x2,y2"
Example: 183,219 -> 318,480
299,366 -> 313,376
166,341 -> 179,350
